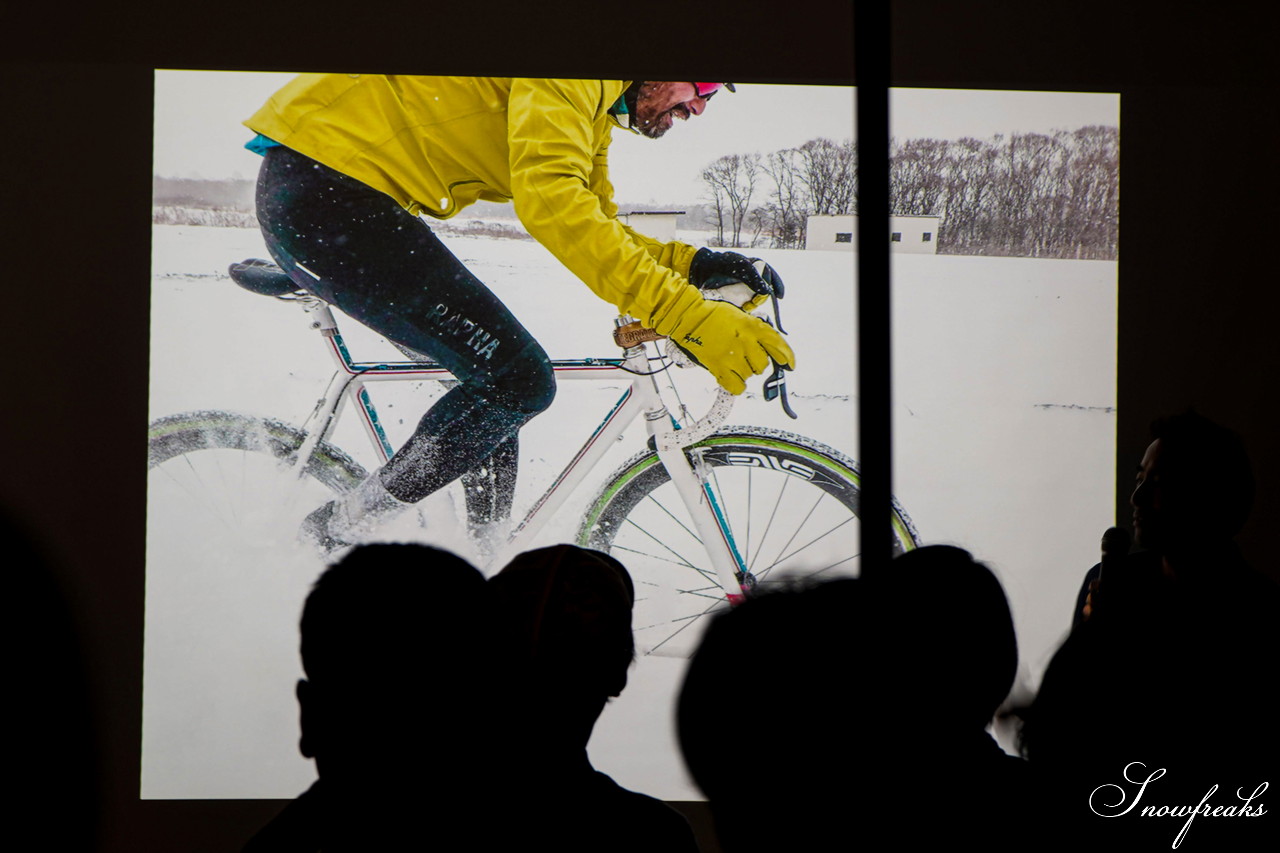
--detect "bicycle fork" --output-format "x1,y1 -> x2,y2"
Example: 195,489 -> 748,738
655,443 -> 752,604
644,375 -> 752,605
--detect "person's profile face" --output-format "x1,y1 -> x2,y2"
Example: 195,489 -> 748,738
1131,438 -> 1202,550
1131,440 -> 1166,548
632,82 -> 709,139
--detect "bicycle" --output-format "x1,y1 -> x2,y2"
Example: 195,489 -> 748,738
148,259 -> 920,657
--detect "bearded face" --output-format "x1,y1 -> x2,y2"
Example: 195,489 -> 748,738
632,82 -> 708,139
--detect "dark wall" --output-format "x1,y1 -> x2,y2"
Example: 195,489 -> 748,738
2,2 -> 1275,849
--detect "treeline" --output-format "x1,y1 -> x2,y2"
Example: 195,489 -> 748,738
699,126 -> 1119,259
701,139 -> 856,250
891,127 -> 1118,259
153,177 -> 256,211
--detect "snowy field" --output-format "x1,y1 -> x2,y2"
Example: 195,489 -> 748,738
144,223 -> 1116,800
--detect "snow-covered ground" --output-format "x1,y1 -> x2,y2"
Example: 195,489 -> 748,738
143,223 -> 1116,800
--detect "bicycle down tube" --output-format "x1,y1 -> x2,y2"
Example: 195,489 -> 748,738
291,298 -> 750,601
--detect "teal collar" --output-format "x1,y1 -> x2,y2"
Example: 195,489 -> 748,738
608,93 -> 633,130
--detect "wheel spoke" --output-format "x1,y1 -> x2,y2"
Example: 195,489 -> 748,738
610,542 -> 718,583
805,552 -> 861,578
643,494 -> 704,549
148,418 -> 365,560
747,472 -> 791,575
761,514 -> 859,579
583,430 -> 912,659
619,511 -> 718,586
757,489 -> 831,580
158,449 -> 244,532
671,584 -> 733,602
648,595 -> 732,655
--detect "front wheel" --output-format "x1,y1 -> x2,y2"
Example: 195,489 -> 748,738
578,426 -> 919,657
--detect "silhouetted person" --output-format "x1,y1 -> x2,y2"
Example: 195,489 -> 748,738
864,546 -> 1035,834
678,547 -> 1031,850
487,544 -> 698,852
679,578 -> 866,851
1026,411 -> 1279,845
244,544 -> 498,851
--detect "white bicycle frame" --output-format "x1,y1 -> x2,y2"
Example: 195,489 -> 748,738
286,295 -> 752,603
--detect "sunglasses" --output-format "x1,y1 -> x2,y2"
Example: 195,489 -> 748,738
692,82 -> 736,99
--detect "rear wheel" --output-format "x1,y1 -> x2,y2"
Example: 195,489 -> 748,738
148,411 -> 368,551
579,426 -> 918,657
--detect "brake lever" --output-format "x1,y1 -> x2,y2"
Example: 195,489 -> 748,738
762,293 -> 797,419
763,360 -> 797,419
769,290 -> 787,334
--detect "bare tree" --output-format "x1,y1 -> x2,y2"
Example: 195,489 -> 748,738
701,165 -> 728,246
696,124 -> 1115,260
759,147 -> 809,249
889,137 -> 949,218
888,127 -> 1118,259
701,153 -> 761,248
796,138 -> 857,215
746,206 -> 768,248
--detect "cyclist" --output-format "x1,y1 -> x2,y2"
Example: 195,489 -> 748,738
243,76 -> 795,551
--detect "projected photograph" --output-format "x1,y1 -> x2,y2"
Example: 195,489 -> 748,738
887,89 -> 1120,726
146,72 -> 867,800
145,71 -> 1117,801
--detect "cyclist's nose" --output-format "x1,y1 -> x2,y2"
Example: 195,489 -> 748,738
687,96 -> 707,117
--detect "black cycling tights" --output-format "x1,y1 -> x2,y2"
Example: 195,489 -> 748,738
256,146 -> 555,522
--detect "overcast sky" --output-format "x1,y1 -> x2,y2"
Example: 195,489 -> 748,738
154,70 -> 1117,205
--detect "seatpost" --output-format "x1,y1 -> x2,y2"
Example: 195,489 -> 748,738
304,298 -> 340,337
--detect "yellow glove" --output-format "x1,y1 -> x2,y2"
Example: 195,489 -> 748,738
668,299 -> 795,395
704,281 -> 770,313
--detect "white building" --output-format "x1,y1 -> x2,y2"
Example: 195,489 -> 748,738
621,210 -> 685,242
805,214 -> 941,254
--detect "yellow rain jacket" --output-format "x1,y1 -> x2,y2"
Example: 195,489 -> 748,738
245,75 -> 707,336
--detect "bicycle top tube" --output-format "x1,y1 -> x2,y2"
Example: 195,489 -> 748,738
309,300 -> 637,380
326,334 -> 630,378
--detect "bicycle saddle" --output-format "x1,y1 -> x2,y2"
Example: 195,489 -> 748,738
228,258 -> 302,298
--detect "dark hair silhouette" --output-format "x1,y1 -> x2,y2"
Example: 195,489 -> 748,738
246,543 -> 496,851
679,547 -> 1028,849
872,544 -> 1018,732
1148,409 -> 1254,539
678,577 -> 867,850
486,544 -> 697,853
299,542 -> 488,685
489,543 -> 635,698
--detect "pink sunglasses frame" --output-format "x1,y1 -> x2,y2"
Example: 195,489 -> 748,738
692,82 -> 736,98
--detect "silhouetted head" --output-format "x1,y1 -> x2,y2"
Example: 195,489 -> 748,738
1131,410 -> 1254,550
296,543 -> 492,781
679,553 -> 1019,848
870,545 -> 1018,732
677,578 -> 865,849
489,544 -> 635,702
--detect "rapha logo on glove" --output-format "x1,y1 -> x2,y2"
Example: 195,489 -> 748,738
682,333 -> 704,347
